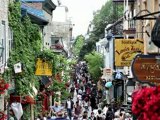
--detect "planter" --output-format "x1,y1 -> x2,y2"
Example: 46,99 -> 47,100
10,95 -> 35,104
0,111 -> 7,120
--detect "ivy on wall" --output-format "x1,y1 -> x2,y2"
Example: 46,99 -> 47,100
37,50 -> 72,100
6,1 -> 73,118
7,1 -> 42,95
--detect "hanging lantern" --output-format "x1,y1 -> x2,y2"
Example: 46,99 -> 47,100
151,17 -> 160,48
14,62 -> 22,73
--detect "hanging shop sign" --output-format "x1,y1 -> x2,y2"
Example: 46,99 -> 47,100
132,54 -> 160,83
14,62 -> 22,73
35,58 -> 52,76
115,39 -> 144,67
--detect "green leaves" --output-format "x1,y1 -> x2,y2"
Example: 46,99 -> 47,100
72,35 -> 85,57
84,51 -> 103,81
8,2 -> 42,95
78,0 -> 123,60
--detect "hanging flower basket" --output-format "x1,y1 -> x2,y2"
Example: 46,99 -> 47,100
0,79 -> 9,94
24,95 -> 35,104
10,95 -> 35,104
50,43 -> 64,50
10,95 -> 22,103
132,86 -> 160,120
0,111 -> 7,120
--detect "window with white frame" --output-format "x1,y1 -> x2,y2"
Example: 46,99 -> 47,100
1,21 -> 6,64
8,27 -> 13,53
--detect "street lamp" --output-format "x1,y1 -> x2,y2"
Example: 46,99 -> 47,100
0,43 -> 4,57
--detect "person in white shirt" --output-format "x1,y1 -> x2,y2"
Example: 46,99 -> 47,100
103,104 -> 108,115
65,97 -> 74,120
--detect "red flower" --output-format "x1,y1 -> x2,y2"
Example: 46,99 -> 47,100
4,83 -> 10,89
132,86 -> 160,120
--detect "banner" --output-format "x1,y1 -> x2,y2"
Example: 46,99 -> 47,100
11,103 -> 23,120
35,58 -> 52,76
115,39 -> 144,67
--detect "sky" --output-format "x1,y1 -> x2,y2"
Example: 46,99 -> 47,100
52,0 -> 107,37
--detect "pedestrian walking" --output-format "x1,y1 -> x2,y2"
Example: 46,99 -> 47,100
89,112 -> 96,120
105,107 -> 114,120
82,111 -> 88,120
65,97 -> 74,120
96,109 -> 104,120
74,101 -> 82,119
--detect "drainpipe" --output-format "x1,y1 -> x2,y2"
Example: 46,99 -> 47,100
42,26 -> 45,50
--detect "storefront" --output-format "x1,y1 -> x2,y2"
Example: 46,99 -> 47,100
112,72 -> 125,102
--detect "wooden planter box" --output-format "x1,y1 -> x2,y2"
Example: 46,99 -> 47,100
10,95 -> 35,104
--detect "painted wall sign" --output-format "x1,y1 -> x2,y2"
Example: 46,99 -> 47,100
35,58 -> 52,76
115,39 -> 144,67
132,54 -> 160,83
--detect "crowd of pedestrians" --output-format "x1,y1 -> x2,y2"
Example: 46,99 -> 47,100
38,61 -> 132,120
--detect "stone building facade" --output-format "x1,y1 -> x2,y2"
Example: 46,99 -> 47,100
22,0 -> 56,49
0,0 -> 10,112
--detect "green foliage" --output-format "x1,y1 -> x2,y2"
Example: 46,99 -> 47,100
92,0 -> 123,40
8,1 -> 41,96
7,1 -> 71,119
52,56 -> 72,100
84,51 -> 103,81
79,0 -> 123,60
72,35 -> 85,57
37,50 -> 72,100
79,40 -> 95,60
37,49 -> 55,61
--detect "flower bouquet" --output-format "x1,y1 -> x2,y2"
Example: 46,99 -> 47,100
132,86 -> 160,120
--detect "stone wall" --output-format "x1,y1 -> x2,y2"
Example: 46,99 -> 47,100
0,0 -> 9,112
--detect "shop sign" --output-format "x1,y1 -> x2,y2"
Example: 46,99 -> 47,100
132,54 -> 160,83
35,58 -> 52,76
115,39 -> 144,67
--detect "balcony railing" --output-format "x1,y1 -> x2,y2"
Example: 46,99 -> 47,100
123,9 -> 136,35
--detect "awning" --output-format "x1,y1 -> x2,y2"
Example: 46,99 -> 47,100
21,0 -> 57,14
21,4 -> 48,25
